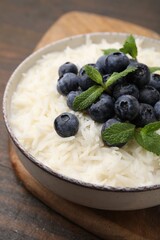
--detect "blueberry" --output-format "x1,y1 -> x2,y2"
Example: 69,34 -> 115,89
58,62 -> 78,77
133,103 -> 156,127
78,64 -> 97,90
154,101 -> 160,120
101,118 -> 126,147
113,83 -> 139,99
88,93 -> 115,123
54,112 -> 79,137
126,62 -> 150,88
148,73 -> 160,92
67,90 -> 82,110
96,55 -> 108,75
57,73 -> 80,96
105,52 -> 129,74
115,95 -> 139,121
139,85 -> 160,106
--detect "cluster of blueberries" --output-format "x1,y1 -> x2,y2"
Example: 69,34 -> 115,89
54,52 -> 160,143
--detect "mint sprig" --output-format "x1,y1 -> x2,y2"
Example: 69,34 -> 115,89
120,34 -> 138,59
102,123 -> 135,145
102,121 -> 160,156
73,65 -> 137,111
84,65 -> 103,86
73,85 -> 104,111
149,67 -> 160,73
104,66 -> 137,89
134,122 -> 160,156
102,34 -> 138,59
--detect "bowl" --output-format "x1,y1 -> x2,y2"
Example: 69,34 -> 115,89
3,32 -> 160,210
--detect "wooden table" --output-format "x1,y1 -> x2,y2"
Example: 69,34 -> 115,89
0,1 -> 160,239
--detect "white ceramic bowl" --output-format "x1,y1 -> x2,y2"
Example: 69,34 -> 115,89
3,32 -> 160,210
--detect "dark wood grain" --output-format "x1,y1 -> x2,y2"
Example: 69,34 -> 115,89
0,1 -> 160,240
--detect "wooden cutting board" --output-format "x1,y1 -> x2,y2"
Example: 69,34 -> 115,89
10,11 -> 160,240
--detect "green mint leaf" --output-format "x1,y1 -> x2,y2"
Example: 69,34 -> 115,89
104,66 -> 137,89
85,65 -> 103,86
149,67 -> 160,73
120,34 -> 138,59
141,121 -> 160,134
73,85 -> 104,111
102,122 -> 135,145
135,122 -> 160,156
102,48 -> 120,55
135,129 -> 160,156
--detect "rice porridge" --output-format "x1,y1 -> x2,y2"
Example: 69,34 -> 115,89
10,37 -> 160,188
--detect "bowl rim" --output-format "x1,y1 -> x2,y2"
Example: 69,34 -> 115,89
3,31 -> 160,193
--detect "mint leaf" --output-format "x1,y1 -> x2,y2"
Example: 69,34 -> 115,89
85,65 -> 103,86
149,67 -> 160,73
73,85 -> 104,111
73,66 -> 137,112
120,34 -> 138,59
104,66 -> 137,89
135,122 -> 160,156
141,121 -> 160,134
102,123 -> 135,145
102,48 -> 120,55
135,130 -> 160,156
